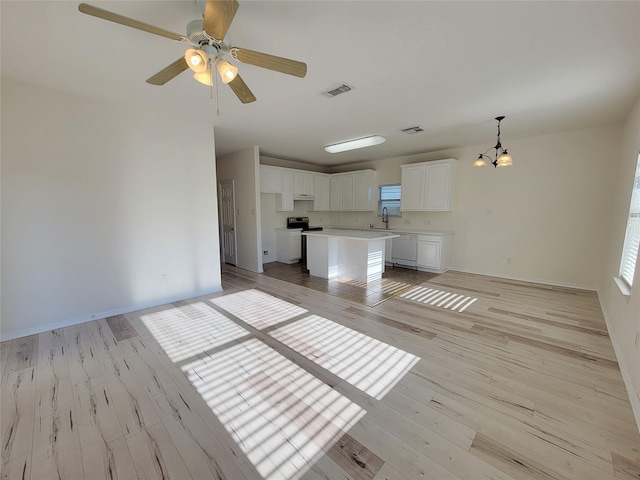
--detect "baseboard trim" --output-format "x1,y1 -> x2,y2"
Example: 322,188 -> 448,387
597,288 -> 640,435
450,267 -> 597,291
0,287 -> 223,342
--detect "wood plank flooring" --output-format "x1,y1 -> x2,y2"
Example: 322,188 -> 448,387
1,267 -> 639,479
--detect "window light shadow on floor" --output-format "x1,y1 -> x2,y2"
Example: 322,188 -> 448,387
400,286 -> 479,312
141,289 -> 420,479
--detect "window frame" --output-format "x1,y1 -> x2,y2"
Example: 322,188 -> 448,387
618,152 -> 640,291
378,184 -> 402,217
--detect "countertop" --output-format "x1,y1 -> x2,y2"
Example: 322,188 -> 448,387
321,226 -> 454,235
302,230 -> 398,241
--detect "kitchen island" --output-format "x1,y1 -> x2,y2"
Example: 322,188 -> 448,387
303,229 -> 398,283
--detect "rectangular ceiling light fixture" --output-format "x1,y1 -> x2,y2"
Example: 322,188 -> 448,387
324,135 -> 386,154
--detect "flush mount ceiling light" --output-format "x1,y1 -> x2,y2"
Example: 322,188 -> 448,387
324,135 -> 386,154
474,116 -> 514,168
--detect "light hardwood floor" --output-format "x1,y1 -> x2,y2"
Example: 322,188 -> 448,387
2,266 -> 639,480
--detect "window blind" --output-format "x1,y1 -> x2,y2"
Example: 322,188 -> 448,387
378,185 -> 402,216
619,153 -> 640,287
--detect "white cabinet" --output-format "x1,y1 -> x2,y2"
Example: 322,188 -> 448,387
276,229 -> 301,263
417,233 -> 452,273
276,170 -> 294,211
260,165 -> 283,193
329,169 -> 375,211
341,173 -> 355,210
330,175 -> 343,211
400,164 -> 425,210
312,173 -> 331,211
400,159 -> 456,211
294,171 -> 314,195
354,170 -> 374,211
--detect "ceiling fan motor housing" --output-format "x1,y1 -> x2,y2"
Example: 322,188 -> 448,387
187,19 -> 208,44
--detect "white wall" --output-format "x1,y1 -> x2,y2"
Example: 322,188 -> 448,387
1,80 -> 222,340
315,124 -> 621,289
598,96 -> 640,431
217,147 -> 263,273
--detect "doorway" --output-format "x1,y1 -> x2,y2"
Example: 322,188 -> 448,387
219,180 -> 237,265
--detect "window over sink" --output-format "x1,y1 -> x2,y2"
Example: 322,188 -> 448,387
378,184 -> 402,217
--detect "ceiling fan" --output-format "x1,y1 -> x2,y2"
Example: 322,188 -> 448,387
78,1 -> 307,103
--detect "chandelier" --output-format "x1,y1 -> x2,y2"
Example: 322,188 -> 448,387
474,116 -> 513,168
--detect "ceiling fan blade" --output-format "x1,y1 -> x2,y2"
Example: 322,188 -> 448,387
78,3 -> 184,42
146,58 -> 189,85
227,74 -> 256,103
203,0 -> 239,41
232,48 -> 307,78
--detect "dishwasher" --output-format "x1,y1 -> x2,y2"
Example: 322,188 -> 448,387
392,233 -> 418,268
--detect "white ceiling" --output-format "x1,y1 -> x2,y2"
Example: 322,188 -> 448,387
2,1 -> 639,167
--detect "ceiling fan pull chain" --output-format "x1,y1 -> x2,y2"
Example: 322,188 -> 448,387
215,75 -> 220,116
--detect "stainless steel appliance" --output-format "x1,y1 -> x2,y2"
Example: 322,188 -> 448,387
287,217 -> 323,265
392,233 -> 418,268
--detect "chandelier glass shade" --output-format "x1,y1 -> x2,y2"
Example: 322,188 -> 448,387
475,116 -> 513,168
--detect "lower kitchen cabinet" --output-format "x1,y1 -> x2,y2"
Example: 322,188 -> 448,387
417,233 -> 452,273
276,228 -> 302,263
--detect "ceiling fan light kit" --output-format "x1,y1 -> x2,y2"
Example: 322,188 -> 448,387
474,116 -> 514,168
215,59 -> 238,84
324,135 -> 386,154
185,48 -> 208,73
77,1 -> 307,104
193,69 -> 214,86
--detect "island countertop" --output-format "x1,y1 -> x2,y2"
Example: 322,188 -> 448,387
302,229 -> 398,241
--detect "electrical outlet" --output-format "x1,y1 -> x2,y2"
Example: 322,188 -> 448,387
404,218 -> 411,225
424,218 -> 430,225
507,257 -> 512,264
263,250 -> 268,255
486,208 -> 493,215
160,274 -> 168,283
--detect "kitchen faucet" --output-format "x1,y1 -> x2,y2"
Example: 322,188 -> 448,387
382,206 -> 389,229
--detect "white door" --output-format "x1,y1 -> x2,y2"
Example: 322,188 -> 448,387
219,180 -> 237,265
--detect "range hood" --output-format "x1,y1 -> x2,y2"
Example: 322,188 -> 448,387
293,193 -> 315,201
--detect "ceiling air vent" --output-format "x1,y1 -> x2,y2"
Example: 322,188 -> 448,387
321,83 -> 354,98
401,126 -> 424,134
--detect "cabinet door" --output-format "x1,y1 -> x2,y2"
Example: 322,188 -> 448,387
341,174 -> 355,211
417,237 -> 441,270
290,232 -> 302,259
424,162 -> 452,210
260,165 -> 283,193
330,175 -> 343,211
312,174 -> 331,211
354,171 -> 373,211
277,170 -> 294,211
293,171 -> 315,195
400,164 -> 425,211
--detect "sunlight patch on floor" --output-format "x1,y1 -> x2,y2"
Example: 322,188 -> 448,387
140,302 -> 249,362
270,315 -> 420,400
400,286 -> 479,312
141,289 -> 421,479
211,289 -> 308,329
182,337 -> 365,480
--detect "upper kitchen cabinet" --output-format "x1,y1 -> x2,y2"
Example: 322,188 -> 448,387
294,171 -> 314,196
400,159 -> 457,211
330,170 -> 375,211
260,165 -> 283,194
276,169 -> 294,211
311,173 -> 331,211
